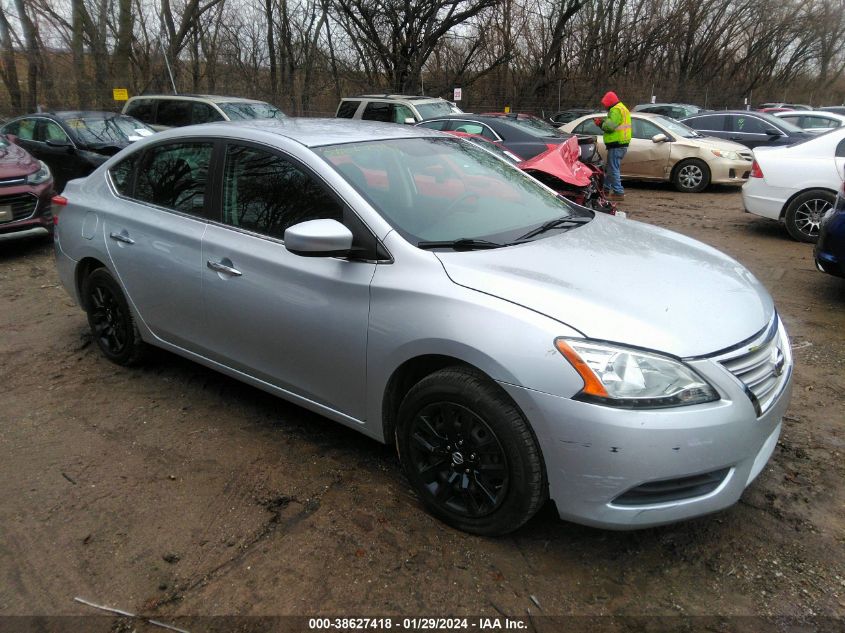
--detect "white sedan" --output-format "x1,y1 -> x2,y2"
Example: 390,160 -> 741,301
774,110 -> 845,134
742,126 -> 845,242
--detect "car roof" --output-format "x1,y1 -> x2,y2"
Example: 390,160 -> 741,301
146,118 -> 441,148
351,94 -> 448,103
128,94 -> 267,104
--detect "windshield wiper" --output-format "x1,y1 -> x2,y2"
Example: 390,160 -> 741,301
416,238 -> 506,251
515,215 -> 591,242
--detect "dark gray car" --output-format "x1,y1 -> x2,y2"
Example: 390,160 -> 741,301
680,111 -> 813,149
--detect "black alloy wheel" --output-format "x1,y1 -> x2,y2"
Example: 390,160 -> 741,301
82,268 -> 146,365
397,367 -> 546,535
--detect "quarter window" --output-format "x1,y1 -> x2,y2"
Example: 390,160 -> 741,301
135,142 -> 213,214
222,144 -> 342,240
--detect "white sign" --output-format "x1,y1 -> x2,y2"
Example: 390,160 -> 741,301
453,88 -> 462,101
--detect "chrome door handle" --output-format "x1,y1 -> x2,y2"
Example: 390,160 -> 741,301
207,260 -> 243,276
109,231 -> 135,244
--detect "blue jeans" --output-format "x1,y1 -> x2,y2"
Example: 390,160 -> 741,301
605,146 -> 627,194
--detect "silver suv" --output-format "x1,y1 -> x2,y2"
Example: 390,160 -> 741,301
122,94 -> 285,131
335,94 -> 461,124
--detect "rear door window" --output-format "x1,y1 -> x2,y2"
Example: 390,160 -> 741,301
135,142 -> 214,215
109,153 -> 140,196
685,115 -> 726,131
732,116 -> 767,134
362,102 -> 392,122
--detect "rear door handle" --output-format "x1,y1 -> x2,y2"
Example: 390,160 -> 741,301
109,231 -> 135,244
728,136 -> 742,141
207,259 -> 243,276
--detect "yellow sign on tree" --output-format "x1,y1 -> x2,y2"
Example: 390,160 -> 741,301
113,88 -> 129,101
504,106 -> 510,113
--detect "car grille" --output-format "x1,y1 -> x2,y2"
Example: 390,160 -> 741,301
716,317 -> 791,417
0,192 -> 39,223
612,468 -> 731,506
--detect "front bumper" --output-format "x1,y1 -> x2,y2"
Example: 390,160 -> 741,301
499,323 -> 793,530
814,209 -> 845,278
0,183 -> 54,236
710,159 -> 753,186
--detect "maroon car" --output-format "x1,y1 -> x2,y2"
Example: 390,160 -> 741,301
0,134 -> 55,238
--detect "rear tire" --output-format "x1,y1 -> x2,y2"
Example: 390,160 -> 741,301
81,268 -> 146,366
672,159 -> 710,193
784,189 -> 834,243
396,367 -> 546,535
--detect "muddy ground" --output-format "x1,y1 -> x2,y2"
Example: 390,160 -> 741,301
1,183 -> 844,627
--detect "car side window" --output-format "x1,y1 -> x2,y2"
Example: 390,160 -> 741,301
417,120 -> 449,131
454,123 -> 484,135
135,142 -> 213,215
125,99 -> 155,124
336,101 -> 360,118
222,144 -> 342,240
573,119 -> 603,135
733,116 -> 767,134
10,118 -> 37,140
39,120 -> 70,143
781,115 -> 801,126
393,104 -> 414,123
362,102 -> 391,122
192,102 -> 223,124
632,119 -> 662,140
685,115 -> 725,131
109,153 -> 140,196
156,100 -> 192,127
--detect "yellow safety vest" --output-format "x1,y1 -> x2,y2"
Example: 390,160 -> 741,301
604,102 -> 632,145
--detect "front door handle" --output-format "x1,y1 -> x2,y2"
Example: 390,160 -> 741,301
109,231 -> 135,244
207,259 -> 243,277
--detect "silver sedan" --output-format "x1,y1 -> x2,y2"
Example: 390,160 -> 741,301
53,119 -> 793,534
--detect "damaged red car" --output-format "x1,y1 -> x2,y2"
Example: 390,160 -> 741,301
446,131 -> 618,215
0,133 -> 55,239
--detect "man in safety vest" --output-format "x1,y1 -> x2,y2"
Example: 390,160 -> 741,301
593,91 -> 631,201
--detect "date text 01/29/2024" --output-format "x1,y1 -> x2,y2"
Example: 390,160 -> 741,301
307,617 -> 529,630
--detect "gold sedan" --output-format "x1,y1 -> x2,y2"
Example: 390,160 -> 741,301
561,112 -> 752,193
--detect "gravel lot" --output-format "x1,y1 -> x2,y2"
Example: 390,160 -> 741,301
1,182 -> 843,626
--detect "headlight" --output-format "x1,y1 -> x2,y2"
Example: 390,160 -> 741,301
26,161 -> 51,185
711,149 -> 740,160
555,338 -> 719,408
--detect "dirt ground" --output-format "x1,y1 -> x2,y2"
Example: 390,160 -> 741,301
1,183 -> 844,627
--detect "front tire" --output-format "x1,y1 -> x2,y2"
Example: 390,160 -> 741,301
396,367 -> 546,535
672,159 -> 710,193
81,268 -> 146,366
784,189 -> 834,243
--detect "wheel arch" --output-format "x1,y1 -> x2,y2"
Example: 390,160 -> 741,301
75,257 -> 108,310
779,186 -> 838,220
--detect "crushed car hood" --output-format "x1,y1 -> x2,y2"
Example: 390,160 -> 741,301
436,215 -> 773,357
519,137 -> 593,187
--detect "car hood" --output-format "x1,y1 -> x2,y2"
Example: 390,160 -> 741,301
435,215 -> 773,357
0,141 -> 39,178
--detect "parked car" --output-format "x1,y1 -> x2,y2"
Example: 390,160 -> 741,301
815,180 -> 845,277
548,108 -> 597,125
632,103 -> 705,119
819,106 -> 845,116
0,111 -> 154,192
123,94 -> 286,131
758,102 -> 812,111
335,94 -> 461,124
53,119 -> 793,535
416,113 -> 600,163
774,110 -> 845,134
681,111 -> 814,149
741,126 -> 845,242
0,133 -> 54,238
562,111 -> 752,193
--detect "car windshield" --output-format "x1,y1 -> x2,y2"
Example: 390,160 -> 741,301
415,101 -> 455,119
218,101 -> 286,120
62,115 -> 154,145
505,116 -> 569,138
651,115 -> 701,138
315,137 -> 589,246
